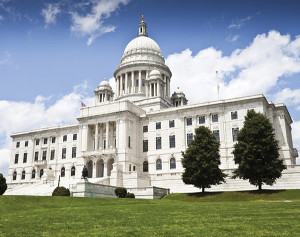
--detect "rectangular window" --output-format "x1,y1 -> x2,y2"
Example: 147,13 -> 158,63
212,114 -> 218,123
62,148 -> 66,159
50,150 -> 55,160
14,154 -> 19,164
23,153 -> 27,163
156,137 -> 162,150
199,116 -> 205,124
187,133 -> 193,146
128,136 -> 131,148
136,79 -> 139,87
36,139 -> 40,146
25,141 -> 28,147
169,135 -> 176,148
63,135 -> 67,142
42,150 -> 47,160
72,147 -> 77,158
213,130 -> 220,141
169,120 -> 175,128
143,125 -> 148,133
231,111 -> 238,120
73,134 -> 77,141
104,140 -> 106,149
52,137 -> 56,143
156,122 -> 161,130
44,138 -> 48,145
143,140 -> 148,152
34,151 -> 39,161
232,128 -> 239,142
186,118 -> 192,126
16,142 -> 20,148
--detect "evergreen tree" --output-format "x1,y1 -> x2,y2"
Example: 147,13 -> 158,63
0,173 -> 7,195
181,126 -> 226,192
232,110 -> 286,190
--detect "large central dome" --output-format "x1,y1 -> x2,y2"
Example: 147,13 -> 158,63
123,36 -> 163,58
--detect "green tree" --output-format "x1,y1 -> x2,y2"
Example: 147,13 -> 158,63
0,173 -> 7,195
181,126 -> 226,192
232,110 -> 286,190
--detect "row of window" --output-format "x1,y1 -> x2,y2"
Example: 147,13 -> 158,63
14,147 -> 77,164
142,158 -> 176,172
143,135 -> 176,152
16,134 -> 78,148
12,167 -> 76,180
142,111 -> 239,133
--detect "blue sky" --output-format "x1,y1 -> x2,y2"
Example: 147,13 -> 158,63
1,0 -> 300,176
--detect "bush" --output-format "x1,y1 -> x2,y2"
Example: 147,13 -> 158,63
125,192 -> 135,198
0,173 -> 7,195
52,186 -> 70,196
115,187 -> 127,198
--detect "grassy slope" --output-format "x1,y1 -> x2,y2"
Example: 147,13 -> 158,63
0,190 -> 300,237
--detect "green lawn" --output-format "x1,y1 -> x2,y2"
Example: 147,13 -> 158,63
1,190 -> 300,236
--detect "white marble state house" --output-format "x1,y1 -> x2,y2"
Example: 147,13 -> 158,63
5,18 -> 300,197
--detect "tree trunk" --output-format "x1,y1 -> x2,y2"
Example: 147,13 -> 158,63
258,183 -> 262,191
202,187 -> 205,193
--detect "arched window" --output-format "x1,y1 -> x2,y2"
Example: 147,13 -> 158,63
143,161 -> 148,172
61,167 -> 65,177
13,171 -> 17,180
170,157 -> 176,169
156,159 -> 162,170
40,169 -> 44,178
21,170 -> 25,180
71,166 -> 75,176
32,169 -> 36,179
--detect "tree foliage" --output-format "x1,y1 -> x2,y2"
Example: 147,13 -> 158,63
0,173 -> 7,195
115,187 -> 127,198
232,110 -> 286,190
52,186 -> 70,196
181,126 -> 226,192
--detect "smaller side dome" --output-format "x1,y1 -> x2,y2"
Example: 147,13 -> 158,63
94,78 -> 114,105
148,69 -> 162,81
171,87 -> 188,107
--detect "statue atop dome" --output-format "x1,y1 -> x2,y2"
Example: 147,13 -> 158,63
138,15 -> 148,37
141,14 -> 144,21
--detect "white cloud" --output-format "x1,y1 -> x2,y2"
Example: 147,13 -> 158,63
273,88 -> 300,107
228,13 -> 259,29
41,3 -> 60,27
0,50 -> 10,65
0,82 -> 94,177
0,15 -> 3,21
226,34 -> 240,42
70,0 -> 130,46
166,30 -> 300,104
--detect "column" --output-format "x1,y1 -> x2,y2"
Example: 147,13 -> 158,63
99,124 -> 103,149
81,125 -> 88,151
131,71 -> 134,93
138,70 -> 142,93
158,81 -> 161,97
121,75 -> 124,96
95,124 -> 99,150
150,83 -> 152,97
110,123 -> 114,148
92,162 -> 96,178
106,122 -> 109,149
164,75 -> 167,98
105,92 -> 108,101
116,120 -> 119,148
145,83 -> 148,97
125,72 -> 128,94
103,162 -> 107,178
116,77 -> 119,97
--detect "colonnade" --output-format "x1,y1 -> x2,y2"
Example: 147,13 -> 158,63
98,92 -> 111,103
116,70 -> 171,98
86,158 -> 114,178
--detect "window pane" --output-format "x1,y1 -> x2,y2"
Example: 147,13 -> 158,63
50,150 -> 55,160
169,120 -> 175,128
23,153 -> 27,163
169,135 -> 176,148
186,118 -> 192,126
62,148 -> 66,159
25,141 -> 28,147
42,151 -> 47,160
52,137 -> 56,143
199,116 -> 205,124
187,133 -> 193,146
143,140 -> 148,152
156,122 -> 161,130
231,111 -> 238,120
156,137 -> 162,150
34,152 -> 39,161
143,125 -> 148,133
143,161 -> 148,172
73,134 -> 77,141
72,147 -> 77,158
63,135 -> 67,142
170,158 -> 176,169
14,154 -> 19,164
16,142 -> 20,148
212,114 -> 218,123
44,138 -> 48,144
213,130 -> 220,141
36,139 -> 40,145
156,159 -> 162,170
232,127 -> 239,142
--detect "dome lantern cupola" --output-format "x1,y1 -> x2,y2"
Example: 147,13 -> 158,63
171,87 -> 188,107
138,14 -> 148,37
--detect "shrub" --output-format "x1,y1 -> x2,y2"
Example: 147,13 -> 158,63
115,187 -> 127,198
126,192 -> 135,198
52,186 -> 70,196
0,173 -> 7,195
